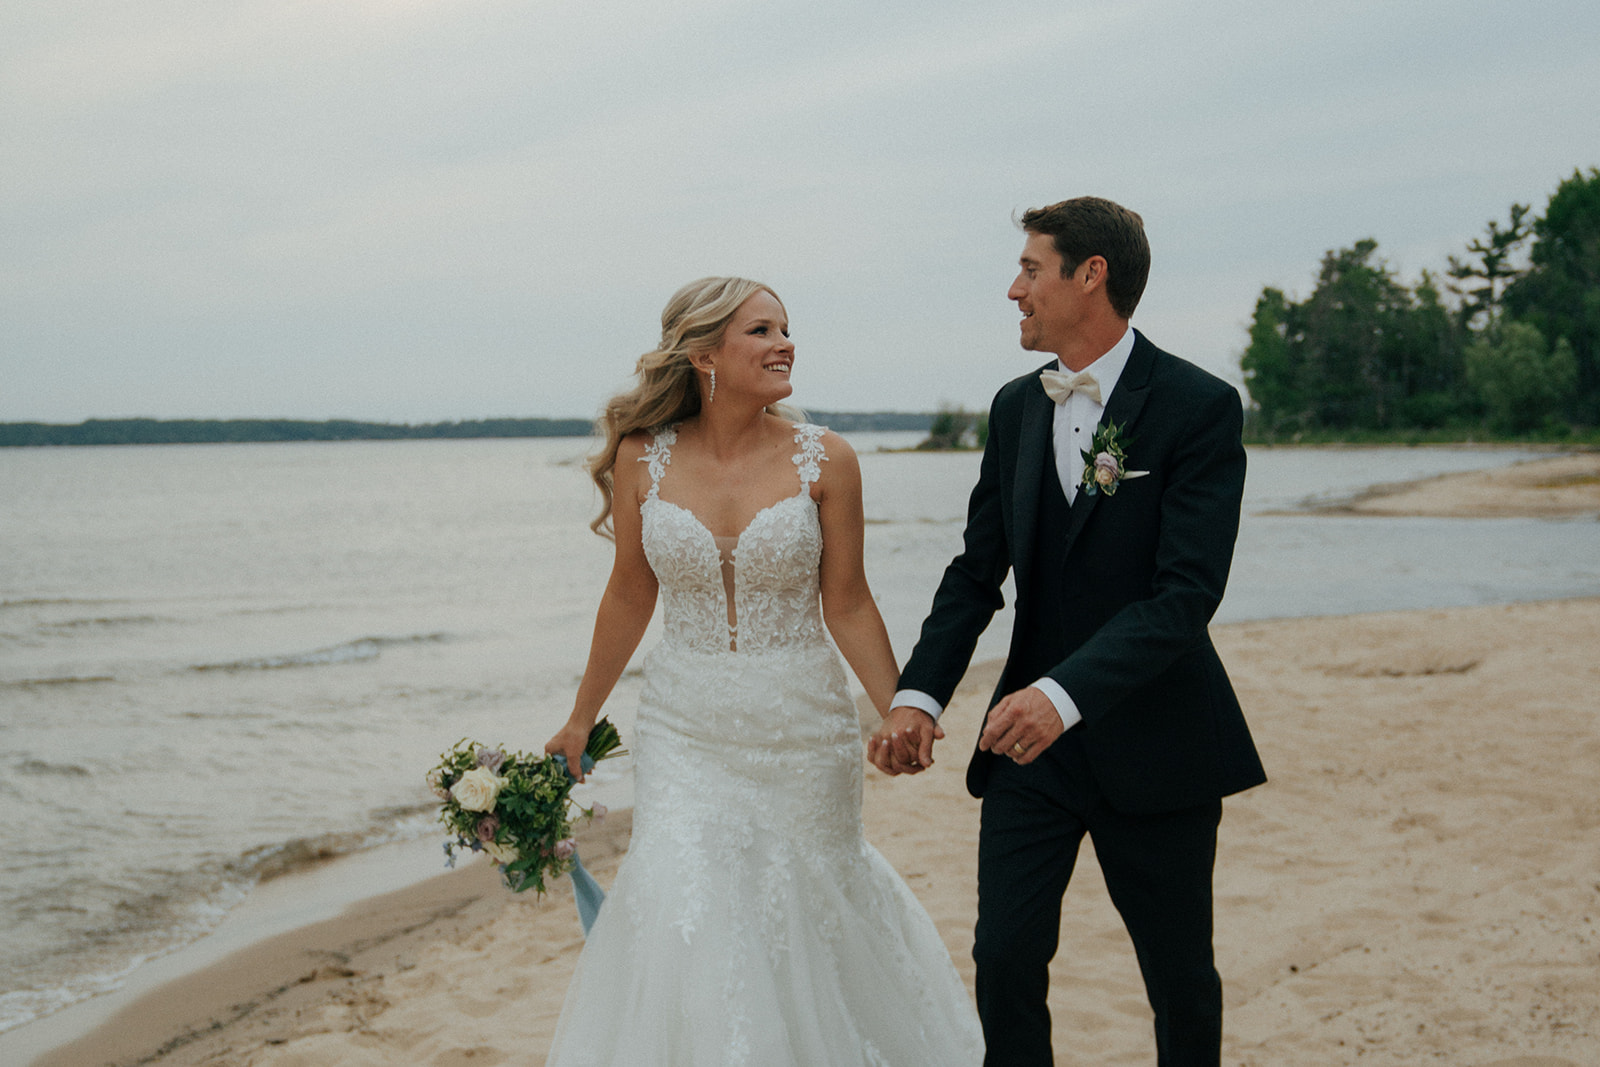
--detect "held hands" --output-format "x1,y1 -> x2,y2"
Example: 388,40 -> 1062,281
544,721 -> 593,783
868,706 -> 944,776
977,686 -> 1065,766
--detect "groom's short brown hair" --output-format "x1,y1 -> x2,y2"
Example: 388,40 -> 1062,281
1020,197 -> 1150,320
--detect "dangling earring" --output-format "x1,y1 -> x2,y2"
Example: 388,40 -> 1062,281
708,369 -> 716,405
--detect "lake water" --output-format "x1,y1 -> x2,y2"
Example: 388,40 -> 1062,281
1,435 -> 1596,1034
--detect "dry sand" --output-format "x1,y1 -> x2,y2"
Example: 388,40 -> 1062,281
26,456 -> 1600,1067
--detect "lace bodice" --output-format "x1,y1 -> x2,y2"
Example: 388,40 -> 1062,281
639,423 -> 828,655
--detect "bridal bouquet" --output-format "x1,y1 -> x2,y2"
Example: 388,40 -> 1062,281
427,719 -> 625,897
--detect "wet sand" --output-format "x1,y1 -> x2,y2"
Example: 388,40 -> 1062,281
1329,450 -> 1600,519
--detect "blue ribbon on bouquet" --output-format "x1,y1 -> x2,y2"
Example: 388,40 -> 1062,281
552,752 -> 606,938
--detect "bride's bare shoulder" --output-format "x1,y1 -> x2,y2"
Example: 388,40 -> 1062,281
815,427 -> 854,460
616,429 -> 654,462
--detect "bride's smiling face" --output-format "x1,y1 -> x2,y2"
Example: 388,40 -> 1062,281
709,290 -> 794,406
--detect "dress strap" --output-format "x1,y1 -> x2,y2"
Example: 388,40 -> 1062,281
639,424 -> 677,500
791,423 -> 828,493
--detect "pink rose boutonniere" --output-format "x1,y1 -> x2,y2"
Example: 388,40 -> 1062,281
1079,419 -> 1149,497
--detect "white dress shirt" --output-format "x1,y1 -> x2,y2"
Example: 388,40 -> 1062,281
892,328 -> 1134,730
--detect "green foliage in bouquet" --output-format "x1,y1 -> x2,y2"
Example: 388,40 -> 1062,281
426,719 -> 625,894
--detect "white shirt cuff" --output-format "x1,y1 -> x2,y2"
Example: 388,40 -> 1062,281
1031,677 -> 1083,731
890,688 -> 945,723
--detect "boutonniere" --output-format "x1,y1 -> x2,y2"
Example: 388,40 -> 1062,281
1079,419 -> 1149,497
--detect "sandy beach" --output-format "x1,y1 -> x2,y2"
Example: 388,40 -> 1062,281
1325,449 -> 1600,519
22,454 -> 1600,1066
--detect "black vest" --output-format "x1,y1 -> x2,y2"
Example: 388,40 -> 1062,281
1011,449 -> 1074,683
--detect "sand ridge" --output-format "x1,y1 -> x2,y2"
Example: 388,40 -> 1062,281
1325,451 -> 1600,519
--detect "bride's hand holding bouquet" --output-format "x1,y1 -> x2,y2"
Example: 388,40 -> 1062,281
545,718 -> 604,784
427,718 -> 625,897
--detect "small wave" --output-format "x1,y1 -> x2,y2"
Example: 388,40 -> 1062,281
48,614 -> 169,631
0,871 -> 253,1037
0,674 -> 117,690
370,802 -> 436,823
231,831 -> 378,881
0,956 -> 152,1035
228,603 -> 333,617
190,633 -> 450,673
0,806 -> 440,1034
0,597 -> 125,611
15,759 -> 92,777
228,806 -> 438,882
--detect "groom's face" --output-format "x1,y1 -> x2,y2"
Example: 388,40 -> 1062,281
1009,231 -> 1085,356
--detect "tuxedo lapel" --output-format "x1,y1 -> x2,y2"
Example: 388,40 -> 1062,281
1011,368 -> 1056,591
1058,331 -> 1156,559
1102,330 -> 1156,432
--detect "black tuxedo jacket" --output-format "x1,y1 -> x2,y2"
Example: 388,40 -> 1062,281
898,330 -> 1266,813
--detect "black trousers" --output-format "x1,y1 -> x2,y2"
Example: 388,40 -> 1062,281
973,735 -> 1223,1067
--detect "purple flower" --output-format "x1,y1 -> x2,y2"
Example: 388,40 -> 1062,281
590,803 -> 607,822
475,747 -> 506,774
553,838 -> 576,860
475,815 -> 500,842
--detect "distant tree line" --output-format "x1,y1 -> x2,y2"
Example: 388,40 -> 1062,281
0,411 -> 934,448
1240,166 -> 1600,439
0,417 -> 593,447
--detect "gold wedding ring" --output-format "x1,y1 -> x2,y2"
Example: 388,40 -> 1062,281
1011,742 -> 1027,756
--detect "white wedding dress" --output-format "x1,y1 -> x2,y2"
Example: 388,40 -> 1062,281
545,423 -> 984,1066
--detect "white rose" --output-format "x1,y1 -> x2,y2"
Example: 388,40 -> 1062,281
482,839 -> 520,864
450,766 -> 507,812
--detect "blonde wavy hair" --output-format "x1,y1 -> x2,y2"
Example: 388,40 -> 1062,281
588,276 -> 800,536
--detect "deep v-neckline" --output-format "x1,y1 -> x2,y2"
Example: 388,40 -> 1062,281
645,492 -> 814,653
649,490 -> 812,558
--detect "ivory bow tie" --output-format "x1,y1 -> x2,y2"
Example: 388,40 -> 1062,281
1039,367 -> 1102,406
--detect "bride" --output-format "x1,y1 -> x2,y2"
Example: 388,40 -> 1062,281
542,277 -> 984,1065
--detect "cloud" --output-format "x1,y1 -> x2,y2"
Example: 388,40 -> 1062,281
3,0 -> 1598,420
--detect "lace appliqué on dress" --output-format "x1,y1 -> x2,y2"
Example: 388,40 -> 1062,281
549,421 -> 985,1066
791,421 -> 828,490
640,425 -> 676,502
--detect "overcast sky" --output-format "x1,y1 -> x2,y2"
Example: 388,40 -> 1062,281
3,0 -> 1596,423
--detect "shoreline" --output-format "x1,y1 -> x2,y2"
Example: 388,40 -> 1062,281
8,813 -> 635,1067
16,597 -> 1600,1064
0,762 -> 637,1063
1294,451 -> 1600,519
7,451 -> 1599,1065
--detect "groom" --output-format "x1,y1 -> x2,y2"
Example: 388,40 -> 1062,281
871,197 -> 1265,1066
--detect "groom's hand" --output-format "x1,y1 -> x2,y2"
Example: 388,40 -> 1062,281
868,706 -> 944,776
978,686 -> 1065,766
